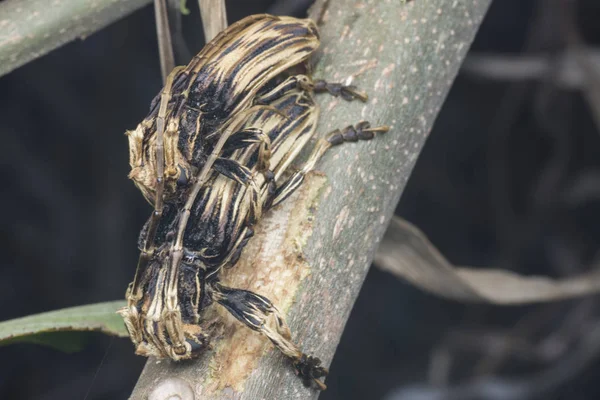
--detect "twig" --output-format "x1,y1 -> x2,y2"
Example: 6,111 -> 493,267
168,0 -> 193,64
198,0 -> 227,42
154,0 -> 176,83
129,0 -> 492,398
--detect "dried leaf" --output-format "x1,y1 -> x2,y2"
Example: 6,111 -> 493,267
0,301 -> 128,351
375,217 -> 600,304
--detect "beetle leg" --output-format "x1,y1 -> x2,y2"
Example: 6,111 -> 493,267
312,79 -> 368,102
222,127 -> 276,195
222,128 -> 270,152
256,74 -> 314,105
213,157 -> 254,186
161,306 -> 188,358
213,157 -> 262,221
257,73 -> 370,105
268,121 -> 389,208
158,249 -> 189,358
213,284 -> 328,390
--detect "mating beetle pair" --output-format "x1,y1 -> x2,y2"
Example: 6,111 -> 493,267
119,14 -> 388,390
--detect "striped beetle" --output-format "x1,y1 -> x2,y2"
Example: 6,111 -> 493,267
119,14 -> 388,390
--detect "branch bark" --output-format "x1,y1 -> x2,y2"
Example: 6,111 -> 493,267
130,0 -> 492,398
0,0 -> 152,78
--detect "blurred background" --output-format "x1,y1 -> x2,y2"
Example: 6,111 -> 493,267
1,0 -> 600,399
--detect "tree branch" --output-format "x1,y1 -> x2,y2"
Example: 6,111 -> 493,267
130,0 -> 492,398
0,0 -> 152,77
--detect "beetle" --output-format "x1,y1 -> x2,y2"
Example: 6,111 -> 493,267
119,14 -> 388,390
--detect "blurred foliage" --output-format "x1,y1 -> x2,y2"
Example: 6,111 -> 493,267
0,301 -> 127,352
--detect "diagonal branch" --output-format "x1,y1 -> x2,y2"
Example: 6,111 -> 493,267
0,0 -> 152,78
130,0 -> 492,398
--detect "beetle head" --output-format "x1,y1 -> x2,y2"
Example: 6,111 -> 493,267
119,254 -> 213,361
118,304 -> 211,361
126,123 -> 194,204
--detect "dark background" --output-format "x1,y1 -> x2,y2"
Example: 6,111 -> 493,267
2,0 -> 600,399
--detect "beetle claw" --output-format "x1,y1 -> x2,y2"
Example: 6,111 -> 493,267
293,354 -> 329,391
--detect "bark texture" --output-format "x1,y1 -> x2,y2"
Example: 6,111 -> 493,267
0,0 -> 152,77
130,0 -> 492,398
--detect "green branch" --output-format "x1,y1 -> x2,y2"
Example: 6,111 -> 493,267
0,0 -> 152,77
